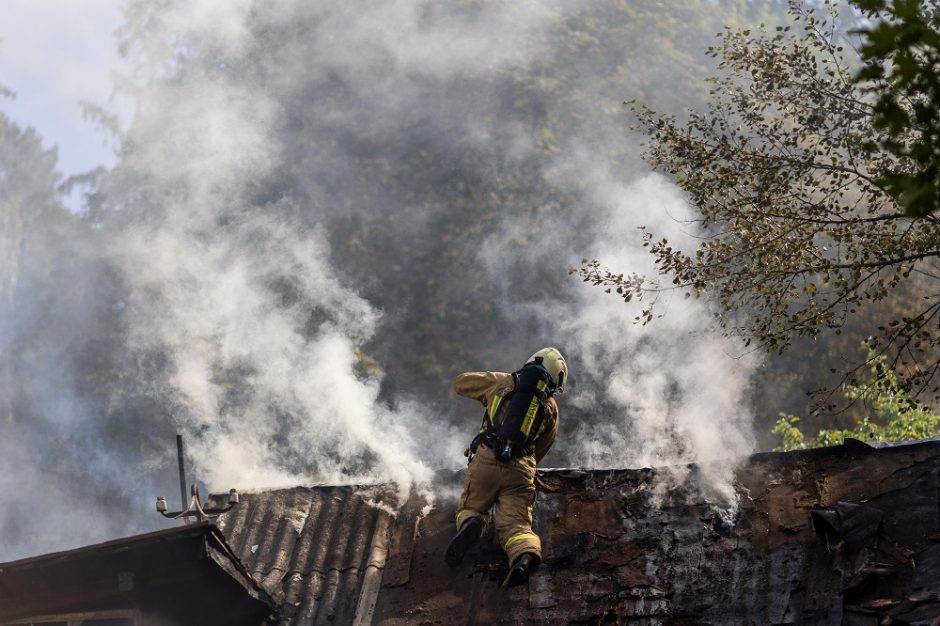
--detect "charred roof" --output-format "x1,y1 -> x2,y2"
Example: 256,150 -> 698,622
4,439 -> 940,625
203,438 -> 940,625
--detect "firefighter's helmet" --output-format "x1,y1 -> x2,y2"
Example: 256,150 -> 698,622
526,347 -> 568,392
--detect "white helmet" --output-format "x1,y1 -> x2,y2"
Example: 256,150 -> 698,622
527,347 -> 568,392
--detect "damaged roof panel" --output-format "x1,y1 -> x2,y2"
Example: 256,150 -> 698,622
211,484 -> 394,626
371,440 -> 940,624
9,439 -> 939,623
196,441 -> 940,624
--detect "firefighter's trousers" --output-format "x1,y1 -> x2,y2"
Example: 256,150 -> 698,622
455,445 -> 540,565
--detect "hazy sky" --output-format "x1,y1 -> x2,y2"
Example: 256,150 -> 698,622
0,0 -> 126,203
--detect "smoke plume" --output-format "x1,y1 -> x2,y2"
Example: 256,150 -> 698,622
0,0 -> 770,560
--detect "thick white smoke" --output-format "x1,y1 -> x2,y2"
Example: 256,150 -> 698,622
0,0 -> 767,560
108,0 -> 758,513
565,173 -> 756,510
104,0 -> 579,497
482,153 -> 756,508
108,0 -> 511,494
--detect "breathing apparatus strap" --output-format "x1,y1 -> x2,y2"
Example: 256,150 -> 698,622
465,371 -> 552,463
465,393 -> 504,462
514,379 -> 549,445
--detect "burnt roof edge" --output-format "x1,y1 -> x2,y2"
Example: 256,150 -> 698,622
534,436 -> 940,476
203,528 -> 278,611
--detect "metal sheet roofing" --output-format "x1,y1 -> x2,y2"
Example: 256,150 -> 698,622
211,484 -> 395,626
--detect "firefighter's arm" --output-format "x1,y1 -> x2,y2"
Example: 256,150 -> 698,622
453,371 -> 512,406
533,401 -> 559,464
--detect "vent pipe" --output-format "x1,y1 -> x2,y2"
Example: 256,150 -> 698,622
176,434 -> 187,512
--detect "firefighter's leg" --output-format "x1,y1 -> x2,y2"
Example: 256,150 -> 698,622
448,451 -> 500,566
493,458 -> 541,567
455,450 -> 500,531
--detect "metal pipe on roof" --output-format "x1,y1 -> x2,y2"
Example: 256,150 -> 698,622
176,434 -> 187,512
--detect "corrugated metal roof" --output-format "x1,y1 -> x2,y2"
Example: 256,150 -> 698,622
210,484 -> 395,626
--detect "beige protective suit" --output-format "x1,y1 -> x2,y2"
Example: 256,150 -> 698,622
453,371 -> 559,565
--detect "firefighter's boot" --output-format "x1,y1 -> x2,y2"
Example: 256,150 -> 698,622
445,517 -> 483,566
502,552 -> 539,588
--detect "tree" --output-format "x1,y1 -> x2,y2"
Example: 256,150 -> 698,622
855,0 -> 940,218
582,1 -> 940,404
773,346 -> 940,450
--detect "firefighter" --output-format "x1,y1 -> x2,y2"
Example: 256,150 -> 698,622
444,347 -> 568,588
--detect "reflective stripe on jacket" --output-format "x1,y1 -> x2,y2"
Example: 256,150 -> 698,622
453,371 -> 559,464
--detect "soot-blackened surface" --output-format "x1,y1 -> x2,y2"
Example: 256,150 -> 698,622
374,440 -> 940,625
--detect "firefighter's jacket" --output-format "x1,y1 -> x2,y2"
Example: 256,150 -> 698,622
453,371 -> 559,463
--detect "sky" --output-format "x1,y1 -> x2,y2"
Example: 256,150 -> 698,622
0,0 -> 127,207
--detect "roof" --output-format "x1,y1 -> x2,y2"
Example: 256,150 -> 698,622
0,522 -> 218,571
208,439 -> 940,624
0,522 -> 274,624
6,438 -> 939,624
375,439 -> 940,624
209,483 -> 396,626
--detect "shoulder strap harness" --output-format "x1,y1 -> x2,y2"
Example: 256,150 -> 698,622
465,362 -> 554,463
